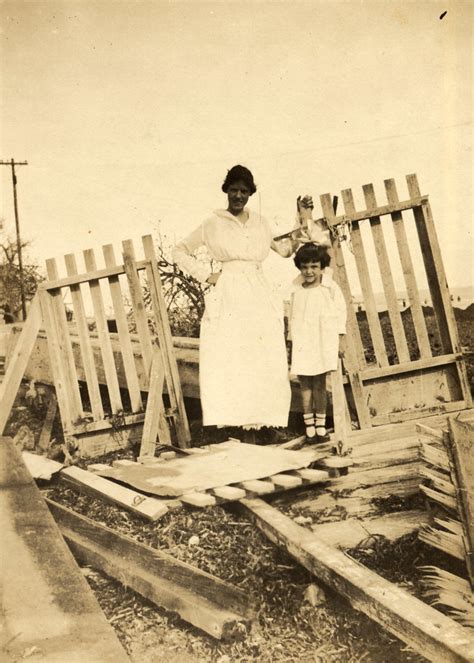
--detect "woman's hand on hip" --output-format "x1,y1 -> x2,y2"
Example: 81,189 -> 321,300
206,272 -> 221,286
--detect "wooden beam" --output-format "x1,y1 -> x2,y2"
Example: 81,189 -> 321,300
60,466 -> 169,521
43,259 -> 148,290
324,195 -> 429,227
0,438 -> 129,663
446,418 -> 474,587
361,353 -> 461,381
140,348 -> 171,455
47,498 -> 252,640
142,235 -> 191,446
0,294 -> 42,434
239,498 -> 474,663
407,174 -> 471,408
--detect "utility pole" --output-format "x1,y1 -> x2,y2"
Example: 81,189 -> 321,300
1,158 -> 28,320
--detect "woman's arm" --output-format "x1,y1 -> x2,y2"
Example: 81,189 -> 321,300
172,225 -> 212,284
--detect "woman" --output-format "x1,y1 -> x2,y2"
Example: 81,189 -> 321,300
172,165 -> 306,432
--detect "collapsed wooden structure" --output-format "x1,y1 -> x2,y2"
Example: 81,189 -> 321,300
0,174 -> 473,661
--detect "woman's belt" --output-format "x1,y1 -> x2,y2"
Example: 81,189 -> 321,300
221,260 -> 263,274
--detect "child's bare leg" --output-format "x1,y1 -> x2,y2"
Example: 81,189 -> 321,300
298,375 -> 316,440
313,373 -> 329,441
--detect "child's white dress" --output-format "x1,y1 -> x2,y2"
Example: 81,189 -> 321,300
290,270 -> 347,376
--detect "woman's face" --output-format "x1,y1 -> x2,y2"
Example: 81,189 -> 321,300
227,179 -> 250,215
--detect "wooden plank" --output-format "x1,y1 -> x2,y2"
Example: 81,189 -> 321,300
237,479 -> 276,495
361,353 -> 461,381
419,526 -> 465,561
22,451 -> 63,480
0,295 -> 42,434
416,422 -> 446,441
140,348 -> 171,456
332,358 -> 349,451
240,498 -> 474,663
102,244 -> 143,412
61,465 -> 169,520
341,188 -> 388,368
320,192 -> 371,430
45,259 -> 84,421
420,484 -> 458,511
363,183 -> 410,363
142,235 -> 191,446
43,259 -> 148,290
47,498 -> 252,640
372,400 -> 467,427
420,466 -> 457,496
122,241 -> 153,375
346,369 -> 372,429
269,473 -> 303,489
420,442 -> 450,472
0,438 -> 130,663
320,193 -> 366,370
407,174 -> 472,407
446,418 -> 474,586
38,289 -> 73,433
83,249 -> 123,414
384,178 -> 432,359
212,485 -> 247,500
180,492 -> 217,507
64,253 -> 104,420
37,392 -> 58,452
311,509 -> 428,549
323,195 -> 429,227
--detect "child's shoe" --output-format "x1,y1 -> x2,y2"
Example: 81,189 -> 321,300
315,413 -> 330,444
303,413 -> 316,443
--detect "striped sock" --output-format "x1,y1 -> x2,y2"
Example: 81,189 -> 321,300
303,413 -> 316,438
315,413 -> 326,436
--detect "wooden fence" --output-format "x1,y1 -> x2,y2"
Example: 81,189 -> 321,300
324,174 -> 471,428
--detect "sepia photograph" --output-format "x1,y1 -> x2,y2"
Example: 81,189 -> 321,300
1,1 -> 473,661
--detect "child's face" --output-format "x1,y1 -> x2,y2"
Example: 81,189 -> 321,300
299,260 -> 322,284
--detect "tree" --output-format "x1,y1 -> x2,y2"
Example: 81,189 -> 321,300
0,235 -> 44,321
140,226 -> 216,338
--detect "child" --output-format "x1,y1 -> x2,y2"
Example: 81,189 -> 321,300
289,243 -> 347,444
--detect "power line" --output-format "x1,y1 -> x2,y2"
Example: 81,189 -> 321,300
0,158 -> 28,320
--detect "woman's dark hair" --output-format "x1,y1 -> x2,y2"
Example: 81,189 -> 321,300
293,243 -> 331,269
221,165 -> 257,195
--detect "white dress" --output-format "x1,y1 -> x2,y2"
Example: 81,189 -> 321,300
290,271 -> 347,376
172,209 -> 292,427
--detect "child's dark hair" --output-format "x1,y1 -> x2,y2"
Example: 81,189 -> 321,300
293,243 -> 331,269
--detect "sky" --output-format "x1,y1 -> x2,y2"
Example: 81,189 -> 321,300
0,0 -> 473,302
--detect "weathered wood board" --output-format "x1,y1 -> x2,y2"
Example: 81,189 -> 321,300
0,437 -> 129,663
47,498 -> 253,640
93,441 -> 325,497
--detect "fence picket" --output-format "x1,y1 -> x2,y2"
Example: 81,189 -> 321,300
341,189 -> 388,368
64,253 -> 104,420
363,183 -> 410,364
384,179 -> 431,359
102,244 -> 143,413
83,249 -> 123,414
45,259 -> 83,421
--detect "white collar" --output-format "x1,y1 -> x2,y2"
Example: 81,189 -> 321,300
292,267 -> 334,289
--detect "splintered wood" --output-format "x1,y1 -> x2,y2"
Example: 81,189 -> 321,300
417,416 -> 474,625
